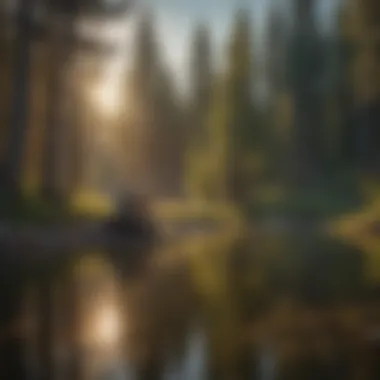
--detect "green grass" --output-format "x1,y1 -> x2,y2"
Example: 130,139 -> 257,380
0,182 -> 363,228
152,199 -> 243,222
0,190 -> 245,228
247,184 -> 363,221
0,188 -> 120,226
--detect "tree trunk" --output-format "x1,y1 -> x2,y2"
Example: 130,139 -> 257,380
41,10 -> 77,203
4,0 -> 34,194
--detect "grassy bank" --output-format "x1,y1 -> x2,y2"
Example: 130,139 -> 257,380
247,183 -> 363,221
0,190 -> 116,226
0,192 -> 71,226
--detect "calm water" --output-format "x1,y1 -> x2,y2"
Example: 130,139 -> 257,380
1,228 -> 379,379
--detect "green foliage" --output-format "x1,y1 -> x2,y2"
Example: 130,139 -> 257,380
265,8 -> 292,182
133,10 -> 159,87
287,0 -> 328,182
190,22 -> 213,135
343,0 -> 380,174
266,6 -> 288,94
326,4 -> 355,167
186,229 -> 367,376
348,0 -> 380,105
0,34 -> 13,155
3,0 -> 34,193
185,147 -> 218,200
248,177 -> 363,220
186,10 -> 259,202
225,11 -> 255,150
185,23 -> 214,199
128,11 -> 184,195
0,190 -> 71,226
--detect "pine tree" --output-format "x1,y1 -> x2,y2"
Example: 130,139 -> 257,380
0,28 -> 13,172
190,22 -> 213,146
185,23 -> 214,199
126,11 -> 167,195
266,4 -> 291,184
153,64 -> 184,196
327,2 -> 356,170
3,0 -> 35,194
266,5 -> 288,97
24,40 -> 51,193
205,9 -> 256,202
349,0 -> 380,175
224,9 -> 256,201
132,10 -> 159,98
41,0 -> 80,203
288,0 -> 327,185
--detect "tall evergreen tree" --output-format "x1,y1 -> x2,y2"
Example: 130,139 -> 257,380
185,23 -> 214,198
24,40 -> 50,193
349,0 -> 380,175
266,4 -> 291,184
205,9 -> 256,202
126,11 -> 169,195
3,0 -> 35,194
327,2 -> 356,170
225,9 -> 256,201
0,27 -> 13,170
153,64 -> 184,196
41,0 -> 80,202
288,0 -> 327,185
266,5 -> 288,97
132,10 -> 158,97
189,22 -> 213,146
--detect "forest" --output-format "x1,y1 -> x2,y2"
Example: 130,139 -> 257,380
0,1 -> 380,379
0,0 -> 379,223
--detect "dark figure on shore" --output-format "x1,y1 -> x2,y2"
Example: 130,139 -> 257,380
105,194 -> 156,239
104,193 -> 158,277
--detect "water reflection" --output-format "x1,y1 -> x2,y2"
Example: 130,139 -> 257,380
1,228 -> 380,379
163,325 -> 207,380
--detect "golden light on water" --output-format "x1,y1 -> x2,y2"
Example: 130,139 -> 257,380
81,293 -> 125,353
93,304 -> 121,347
74,255 -> 124,351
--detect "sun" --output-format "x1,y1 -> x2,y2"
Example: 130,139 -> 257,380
89,80 -> 122,118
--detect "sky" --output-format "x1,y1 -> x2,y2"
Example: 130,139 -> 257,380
76,0 -> 340,99
140,0 -> 273,91
142,0 -> 267,77
137,0 -> 339,94
2,0 -> 340,96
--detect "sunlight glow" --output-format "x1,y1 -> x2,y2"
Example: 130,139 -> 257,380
97,306 -> 120,345
89,80 -> 122,118
91,302 -> 122,348
87,55 -> 130,120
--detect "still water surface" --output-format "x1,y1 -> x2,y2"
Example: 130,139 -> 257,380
1,228 -> 379,379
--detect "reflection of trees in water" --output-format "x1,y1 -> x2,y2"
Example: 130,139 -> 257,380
1,230 -> 379,379
118,252 -> 199,378
183,231 -> 378,379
